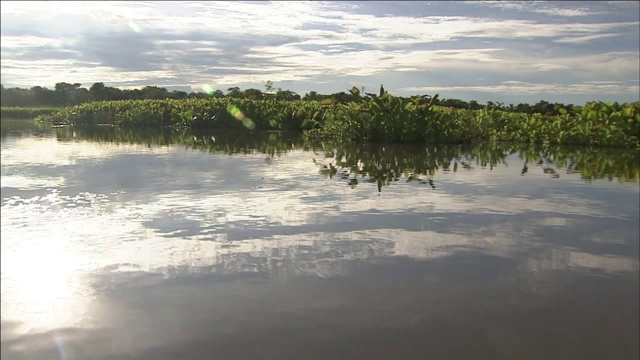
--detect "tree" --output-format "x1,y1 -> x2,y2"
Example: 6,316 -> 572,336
188,92 -> 210,99
140,86 -> 170,100
264,80 -> 274,92
211,89 -> 224,98
75,88 -> 90,104
169,90 -> 188,100
276,89 -> 300,101
243,88 -> 264,100
226,87 -> 242,98
532,100 -> 553,114
1,86 -> 33,107
439,98 -> 469,109
468,100 -> 482,110
303,91 -> 325,101
54,82 -> 82,106
89,82 -> 107,101
31,86 -> 55,106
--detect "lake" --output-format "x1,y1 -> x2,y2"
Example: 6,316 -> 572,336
1,120 -> 638,360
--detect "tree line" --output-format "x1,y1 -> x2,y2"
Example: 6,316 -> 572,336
1,81 -> 576,115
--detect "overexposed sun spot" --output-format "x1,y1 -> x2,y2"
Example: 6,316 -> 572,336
1,219 -> 92,334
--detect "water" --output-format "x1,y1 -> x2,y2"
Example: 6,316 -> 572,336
1,120 -> 639,360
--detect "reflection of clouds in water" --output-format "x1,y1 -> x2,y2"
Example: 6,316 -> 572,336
569,252 -> 639,273
338,186 -> 611,218
2,140 -> 639,333
0,136 -> 173,168
539,217 -> 573,227
2,146 -> 636,279
587,229 -> 636,245
1,174 -> 66,190
524,247 -> 640,275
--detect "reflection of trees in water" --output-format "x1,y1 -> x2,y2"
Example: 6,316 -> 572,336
0,119 -> 52,139
50,125 -> 640,185
52,126 -> 305,157
315,141 -> 639,190
518,145 -> 640,182
313,142 -> 513,192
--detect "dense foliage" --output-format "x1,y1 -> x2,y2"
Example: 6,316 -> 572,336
308,90 -> 640,148
2,82 -> 587,115
0,82 -> 300,107
0,81 -> 634,148
25,87 -> 640,148
31,98 -> 326,131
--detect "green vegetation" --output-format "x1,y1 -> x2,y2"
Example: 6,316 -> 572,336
0,82 -> 301,107
28,90 -> 640,148
0,81 -> 598,115
31,98 -> 325,130
0,106 -> 62,119
3,82 -> 638,148
308,89 -> 640,148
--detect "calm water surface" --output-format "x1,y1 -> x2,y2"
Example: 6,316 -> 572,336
1,121 -> 639,360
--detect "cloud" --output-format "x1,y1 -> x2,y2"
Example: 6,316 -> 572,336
554,33 -> 620,44
399,80 -> 640,98
0,1 -> 638,103
469,1 -> 605,17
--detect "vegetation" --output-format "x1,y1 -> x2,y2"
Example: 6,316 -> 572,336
0,82 -> 302,107
3,82 -> 638,148
308,88 -> 640,148
0,106 -> 61,119
30,97 -> 326,131
0,81 -> 594,115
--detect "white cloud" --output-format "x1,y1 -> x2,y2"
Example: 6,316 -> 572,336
0,1 -> 638,103
554,33 -> 620,43
470,1 -> 605,17
399,80 -> 640,97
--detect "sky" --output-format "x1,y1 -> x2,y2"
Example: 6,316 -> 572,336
1,1 -> 639,105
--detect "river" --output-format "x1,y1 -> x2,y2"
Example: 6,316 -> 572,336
1,120 -> 638,360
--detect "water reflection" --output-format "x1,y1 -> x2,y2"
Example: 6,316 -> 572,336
1,123 -> 638,359
47,124 -> 640,185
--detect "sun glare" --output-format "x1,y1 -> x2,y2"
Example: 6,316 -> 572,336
1,220 -> 92,333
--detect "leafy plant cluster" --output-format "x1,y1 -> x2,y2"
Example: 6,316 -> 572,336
307,87 -> 640,148
34,98 -> 327,131
31,87 -> 640,148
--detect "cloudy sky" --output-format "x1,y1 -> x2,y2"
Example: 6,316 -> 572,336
1,1 -> 639,104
